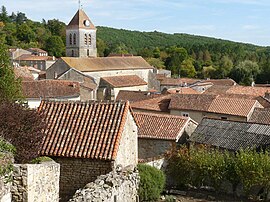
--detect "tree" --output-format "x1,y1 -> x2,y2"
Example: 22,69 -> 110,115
146,58 -> 165,69
202,66 -> 216,79
230,60 -> 260,85
0,42 -> 23,102
15,12 -> 27,24
46,19 -> 65,39
165,47 -> 188,76
45,36 -> 65,57
0,6 -> 10,23
0,102 -> 45,163
180,58 -> 197,78
96,38 -> 107,57
16,23 -> 36,43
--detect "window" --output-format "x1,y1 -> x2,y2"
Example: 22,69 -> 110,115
221,117 -> 228,120
73,33 -> 76,45
69,33 -> 72,45
71,50 -> 74,57
181,112 -> 189,117
87,49 -> 90,56
89,34 -> 92,45
85,34 -> 87,45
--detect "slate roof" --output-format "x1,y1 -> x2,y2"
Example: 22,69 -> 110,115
116,90 -> 161,103
67,9 -> 96,30
131,94 -> 172,112
38,100 -> 131,160
22,80 -> 80,98
134,112 -> 192,140
101,75 -> 147,88
249,108 -> 270,124
60,56 -> 153,72
189,118 -> 270,151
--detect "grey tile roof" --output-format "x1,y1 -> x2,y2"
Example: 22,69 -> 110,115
249,108 -> 270,124
189,118 -> 270,151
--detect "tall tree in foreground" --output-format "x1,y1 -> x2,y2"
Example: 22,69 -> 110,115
0,41 -> 23,102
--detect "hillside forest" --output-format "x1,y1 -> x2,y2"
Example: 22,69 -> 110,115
1,6 -> 270,85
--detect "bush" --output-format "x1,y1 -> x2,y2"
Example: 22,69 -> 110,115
0,102 -> 45,163
138,164 -> 166,201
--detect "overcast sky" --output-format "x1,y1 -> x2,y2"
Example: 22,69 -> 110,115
1,0 -> 270,46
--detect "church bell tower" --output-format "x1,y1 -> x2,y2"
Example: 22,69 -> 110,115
66,9 -> 97,57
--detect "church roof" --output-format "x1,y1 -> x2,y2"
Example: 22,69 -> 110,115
67,9 -> 96,30
60,56 -> 153,72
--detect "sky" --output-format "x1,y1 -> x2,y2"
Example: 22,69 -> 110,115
1,0 -> 270,46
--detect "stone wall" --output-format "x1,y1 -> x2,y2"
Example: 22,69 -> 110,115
11,162 -> 60,202
54,158 -> 113,201
0,177 -> 11,202
69,166 -> 139,202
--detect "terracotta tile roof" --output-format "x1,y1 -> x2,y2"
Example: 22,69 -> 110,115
134,112 -> 191,140
167,87 -> 200,94
116,90 -> 161,103
22,80 -> 80,98
156,74 -> 167,81
27,48 -> 47,53
249,108 -> 270,124
203,79 -> 237,86
208,97 -> 259,117
60,56 -> 152,72
131,94 -> 172,112
13,66 -> 34,81
67,9 -> 96,30
169,94 -> 218,112
189,118 -> 270,151
255,84 -> 270,87
38,100 -> 131,160
14,54 -> 53,61
101,75 -> 147,88
202,85 -> 232,95
226,86 -> 269,97
160,78 -> 200,86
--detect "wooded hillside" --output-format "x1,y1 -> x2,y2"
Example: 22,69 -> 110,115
1,6 -> 270,85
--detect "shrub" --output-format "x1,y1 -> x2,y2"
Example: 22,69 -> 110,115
0,102 -> 45,163
138,164 -> 166,201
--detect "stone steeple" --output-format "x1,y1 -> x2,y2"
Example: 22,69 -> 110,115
66,9 -> 97,58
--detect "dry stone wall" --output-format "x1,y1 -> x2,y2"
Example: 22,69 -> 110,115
69,166 -> 140,202
11,162 -> 60,202
0,177 -> 11,202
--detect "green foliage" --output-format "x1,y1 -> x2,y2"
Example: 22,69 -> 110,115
166,145 -> 270,199
0,138 -> 15,154
45,35 -> 65,57
138,164 -> 166,201
146,58 -> 165,69
180,58 -> 196,78
0,138 -> 14,181
0,42 -> 23,102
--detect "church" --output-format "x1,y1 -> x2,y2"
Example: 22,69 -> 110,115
46,9 -> 157,100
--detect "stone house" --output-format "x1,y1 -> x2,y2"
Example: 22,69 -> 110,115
98,75 -> 148,100
14,54 -> 56,71
27,48 -> 48,56
38,100 -> 138,201
22,80 -> 80,108
8,48 -> 31,60
133,112 -> 197,160
169,94 -> 263,123
189,118 -> 270,152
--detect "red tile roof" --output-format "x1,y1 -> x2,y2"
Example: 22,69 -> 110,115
131,94 -> 172,112
203,79 -> 237,86
116,90 -> 161,103
160,78 -> 200,86
208,97 -> 259,117
249,108 -> 270,124
226,86 -> 269,97
38,100 -> 131,160
22,80 -> 80,98
169,94 -> 218,112
134,112 -> 191,140
13,66 -> 34,81
14,54 -> 54,61
101,75 -> 147,88
167,87 -> 200,94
